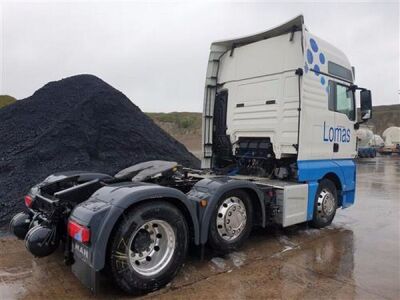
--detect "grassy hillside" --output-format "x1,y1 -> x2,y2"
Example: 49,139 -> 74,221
0,95 -> 16,109
147,112 -> 201,134
146,112 -> 202,157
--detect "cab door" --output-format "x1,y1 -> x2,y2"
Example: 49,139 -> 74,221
329,81 -> 357,159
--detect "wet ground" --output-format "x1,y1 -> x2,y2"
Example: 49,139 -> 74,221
0,156 -> 399,299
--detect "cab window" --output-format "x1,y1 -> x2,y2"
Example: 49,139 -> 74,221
328,81 -> 355,121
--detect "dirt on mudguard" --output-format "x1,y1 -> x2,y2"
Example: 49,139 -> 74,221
0,74 -> 199,226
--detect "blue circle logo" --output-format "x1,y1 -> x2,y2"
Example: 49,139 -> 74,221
305,38 -> 328,93
319,53 -> 325,64
307,49 -> 313,64
310,38 -> 318,52
313,64 -> 320,76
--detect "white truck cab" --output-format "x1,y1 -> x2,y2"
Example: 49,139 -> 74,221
202,15 -> 372,225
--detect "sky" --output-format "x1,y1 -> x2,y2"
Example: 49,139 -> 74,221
0,0 -> 399,112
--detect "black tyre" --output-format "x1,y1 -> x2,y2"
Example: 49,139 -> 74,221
208,189 -> 253,253
310,179 -> 338,228
108,200 -> 188,295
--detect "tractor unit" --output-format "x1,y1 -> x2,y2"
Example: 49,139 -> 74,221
10,15 -> 372,294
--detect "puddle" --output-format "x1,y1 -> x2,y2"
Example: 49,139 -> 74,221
228,252 -> 246,268
210,257 -> 226,270
0,282 -> 26,299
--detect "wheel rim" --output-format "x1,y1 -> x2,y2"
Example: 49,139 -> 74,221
128,220 -> 176,276
317,188 -> 335,219
216,196 -> 247,241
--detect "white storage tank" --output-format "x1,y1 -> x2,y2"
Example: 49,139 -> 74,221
372,134 -> 384,147
356,128 -> 374,147
382,127 -> 400,146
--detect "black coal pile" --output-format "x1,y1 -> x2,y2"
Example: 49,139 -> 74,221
0,74 -> 199,226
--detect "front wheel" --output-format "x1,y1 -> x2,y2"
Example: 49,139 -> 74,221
310,179 -> 338,228
108,201 -> 188,295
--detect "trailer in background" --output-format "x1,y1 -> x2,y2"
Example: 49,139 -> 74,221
380,127 -> 400,155
356,126 -> 383,158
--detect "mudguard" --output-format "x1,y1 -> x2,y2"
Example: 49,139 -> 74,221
70,182 -> 200,271
187,177 -> 266,245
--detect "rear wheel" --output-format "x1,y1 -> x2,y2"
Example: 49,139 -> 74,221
108,201 -> 188,295
310,179 -> 338,228
208,190 -> 253,253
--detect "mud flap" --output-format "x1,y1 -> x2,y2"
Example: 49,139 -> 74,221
71,255 -> 99,293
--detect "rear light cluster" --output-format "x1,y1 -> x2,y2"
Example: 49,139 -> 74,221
266,189 -> 276,199
68,220 -> 90,244
24,195 -> 33,208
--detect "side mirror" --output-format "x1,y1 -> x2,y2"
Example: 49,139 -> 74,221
360,90 -> 372,121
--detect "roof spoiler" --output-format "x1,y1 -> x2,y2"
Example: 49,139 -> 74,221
211,15 -> 304,51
